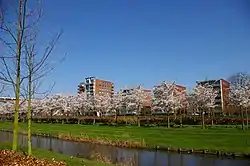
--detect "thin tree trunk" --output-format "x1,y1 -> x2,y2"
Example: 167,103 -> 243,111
245,108 -> 248,129
115,110 -> 118,124
241,108 -> 244,130
193,109 -> 196,122
12,0 -> 25,151
180,114 -> 183,127
202,110 -> 205,129
137,106 -> 141,127
167,114 -> 170,128
211,109 -> 214,126
27,72 -> 32,155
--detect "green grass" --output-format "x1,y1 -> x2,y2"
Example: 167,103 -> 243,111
0,142 -> 111,166
1,122 -> 250,154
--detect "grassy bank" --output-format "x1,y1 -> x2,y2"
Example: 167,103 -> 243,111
0,142 -> 111,166
0,122 -> 250,154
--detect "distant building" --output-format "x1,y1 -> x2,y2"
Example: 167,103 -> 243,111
174,84 -> 188,112
196,79 -> 230,114
0,97 -> 15,103
77,82 -> 85,94
121,87 -> 152,107
78,77 -> 114,98
173,84 -> 187,96
143,89 -> 152,107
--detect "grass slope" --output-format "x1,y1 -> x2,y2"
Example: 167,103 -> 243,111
0,122 -> 250,154
0,143 -> 111,166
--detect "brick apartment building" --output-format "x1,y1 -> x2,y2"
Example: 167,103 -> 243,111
78,77 -> 114,98
173,84 -> 187,96
173,84 -> 188,112
196,79 -> 230,114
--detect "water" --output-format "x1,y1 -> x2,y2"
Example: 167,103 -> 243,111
0,131 -> 249,166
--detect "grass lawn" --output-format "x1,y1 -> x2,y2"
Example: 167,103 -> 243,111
0,121 -> 250,154
0,142 -> 111,166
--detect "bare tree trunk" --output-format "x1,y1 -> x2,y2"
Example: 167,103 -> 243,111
201,110 -> 205,129
167,114 -> 170,128
241,108 -> 245,130
137,106 -> 141,127
115,110 -> 118,124
13,0 -> 26,151
27,72 -> 32,155
193,109 -> 196,122
245,108 -> 248,129
180,114 -> 183,127
211,109 -> 214,126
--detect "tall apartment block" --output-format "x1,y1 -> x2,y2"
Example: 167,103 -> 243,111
78,77 -> 114,98
196,79 -> 230,114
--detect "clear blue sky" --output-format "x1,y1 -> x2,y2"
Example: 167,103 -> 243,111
37,0 -> 250,94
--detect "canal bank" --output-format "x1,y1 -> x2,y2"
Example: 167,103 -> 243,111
0,130 -> 249,166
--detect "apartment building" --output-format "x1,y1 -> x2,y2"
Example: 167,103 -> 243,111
174,84 -> 188,111
78,77 -> 114,98
77,82 -> 85,94
173,84 -> 187,96
196,79 -> 230,113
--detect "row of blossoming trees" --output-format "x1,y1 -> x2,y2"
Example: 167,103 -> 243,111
1,77 -> 250,129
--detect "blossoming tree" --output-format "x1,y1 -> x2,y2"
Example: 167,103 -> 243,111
189,83 -> 217,129
120,86 -> 148,126
229,74 -> 250,129
152,81 -> 176,128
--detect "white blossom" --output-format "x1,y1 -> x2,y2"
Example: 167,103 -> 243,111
189,83 -> 218,113
229,76 -> 250,109
152,81 -> 176,113
121,86 -> 148,114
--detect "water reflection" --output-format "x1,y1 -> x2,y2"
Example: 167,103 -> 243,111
0,131 -> 249,166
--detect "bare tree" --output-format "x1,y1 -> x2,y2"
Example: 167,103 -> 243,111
23,20 -> 62,155
0,0 -> 28,151
0,84 -> 4,94
228,72 -> 250,88
1,0 -> 63,153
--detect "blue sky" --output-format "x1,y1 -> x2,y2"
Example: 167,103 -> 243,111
30,0 -> 250,94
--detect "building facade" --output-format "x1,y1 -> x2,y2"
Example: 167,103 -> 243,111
78,77 -> 114,98
173,84 -> 188,112
196,79 -> 230,113
173,84 -> 187,96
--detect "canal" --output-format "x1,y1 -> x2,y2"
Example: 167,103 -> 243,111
0,131 -> 249,166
